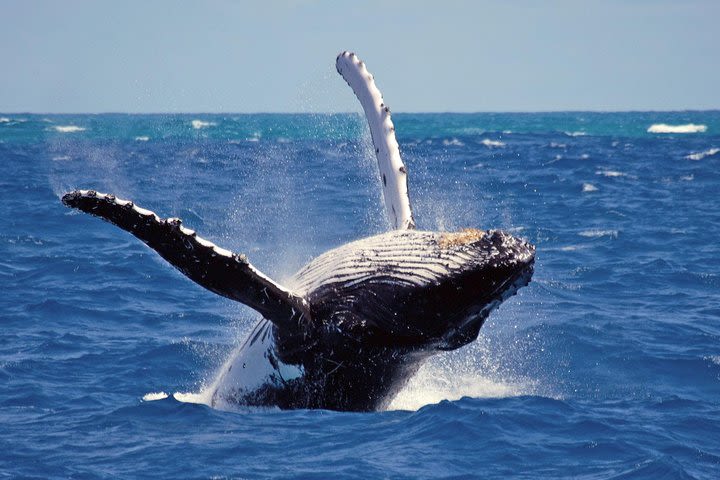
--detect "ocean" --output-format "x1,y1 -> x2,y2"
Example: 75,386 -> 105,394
1,111 -> 719,478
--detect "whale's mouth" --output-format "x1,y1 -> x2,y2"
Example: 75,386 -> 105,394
438,245 -> 535,350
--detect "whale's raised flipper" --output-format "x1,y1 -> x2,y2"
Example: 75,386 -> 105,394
61,190 -> 310,330
336,51 -> 416,231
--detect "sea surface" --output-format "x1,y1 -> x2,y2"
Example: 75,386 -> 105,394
1,112 -> 719,479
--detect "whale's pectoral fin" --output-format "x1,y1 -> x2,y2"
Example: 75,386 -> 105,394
61,190 -> 310,330
336,51 -> 415,230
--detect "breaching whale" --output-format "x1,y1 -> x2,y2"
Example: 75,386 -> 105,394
62,52 -> 535,412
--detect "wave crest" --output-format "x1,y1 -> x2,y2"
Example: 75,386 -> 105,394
481,138 -> 505,148
647,123 -> 707,134
191,119 -> 216,129
53,125 -> 86,133
686,147 -> 719,161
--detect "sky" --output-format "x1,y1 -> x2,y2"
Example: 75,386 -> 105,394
1,0 -> 718,113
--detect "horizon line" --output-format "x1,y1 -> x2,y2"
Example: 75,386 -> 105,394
2,109 -> 720,116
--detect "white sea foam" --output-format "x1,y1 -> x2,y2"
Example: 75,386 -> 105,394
707,355 -> 720,366
582,183 -> 598,192
647,123 -> 707,134
481,138 -> 505,148
173,390 -> 212,406
680,174 -> 694,181
549,142 -> 567,149
580,153 -> 590,160
134,136 -> 150,142
685,147 -> 719,161
142,391 -> 169,401
52,155 -> 71,161
564,131 -> 586,137
558,245 -> 585,252
387,364 -> 526,411
579,229 -> 619,239
443,138 -> 465,147
191,119 -> 216,129
0,117 -> 10,123
596,170 -> 626,178
53,125 -> 86,133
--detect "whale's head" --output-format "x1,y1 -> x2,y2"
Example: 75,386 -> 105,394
293,229 -> 535,352
426,228 -> 535,349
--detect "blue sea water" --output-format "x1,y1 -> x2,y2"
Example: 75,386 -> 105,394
1,111 -> 720,479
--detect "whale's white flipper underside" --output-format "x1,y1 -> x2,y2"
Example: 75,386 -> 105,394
336,51 -> 416,230
62,190 -> 310,330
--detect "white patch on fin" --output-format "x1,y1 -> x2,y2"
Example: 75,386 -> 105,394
336,51 -> 415,230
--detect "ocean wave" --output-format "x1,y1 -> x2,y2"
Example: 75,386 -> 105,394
582,183 -> 598,192
53,125 -> 86,133
564,131 -> 586,137
647,123 -> 707,134
135,136 -> 150,142
685,147 -> 719,161
480,138 -> 505,148
443,138 -> 465,147
549,142 -> 567,149
579,229 -> 619,239
0,117 -> 10,123
191,119 -> 216,129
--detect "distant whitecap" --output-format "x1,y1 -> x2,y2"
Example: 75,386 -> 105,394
0,117 -> 10,123
443,138 -> 465,147
685,147 -> 719,161
579,229 -> 619,239
647,123 -> 707,134
53,125 -> 86,133
564,131 -> 587,137
582,183 -> 598,192
480,138 -> 504,148
135,136 -> 150,142
596,170 -> 625,178
191,119 -> 216,129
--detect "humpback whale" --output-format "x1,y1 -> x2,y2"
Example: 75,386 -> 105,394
62,52 -> 535,412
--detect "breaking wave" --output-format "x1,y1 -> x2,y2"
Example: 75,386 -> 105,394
595,170 -> 625,178
579,229 -> 619,239
647,123 -> 707,134
53,125 -> 86,133
191,119 -> 216,129
480,138 -> 505,148
686,147 -> 719,161
442,138 -> 464,147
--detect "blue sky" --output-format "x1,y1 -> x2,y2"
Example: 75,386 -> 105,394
1,0 -> 718,113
